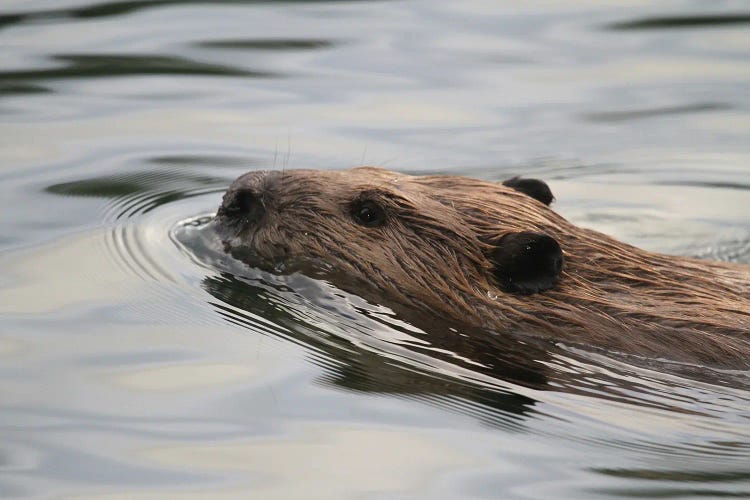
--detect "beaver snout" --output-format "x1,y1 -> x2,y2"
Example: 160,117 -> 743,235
219,188 -> 266,224
217,170 -> 283,226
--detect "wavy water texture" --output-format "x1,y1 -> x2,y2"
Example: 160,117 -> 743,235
1,0 -> 750,497
174,215 -> 750,441
607,13 -> 750,31
0,0 -> 379,29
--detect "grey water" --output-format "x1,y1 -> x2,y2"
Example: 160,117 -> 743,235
1,0 -> 750,498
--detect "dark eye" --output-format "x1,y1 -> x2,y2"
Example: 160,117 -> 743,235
351,199 -> 386,227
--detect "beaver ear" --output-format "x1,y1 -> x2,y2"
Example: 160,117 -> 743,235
490,231 -> 563,295
502,177 -> 554,205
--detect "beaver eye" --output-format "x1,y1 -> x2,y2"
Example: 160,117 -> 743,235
351,200 -> 386,227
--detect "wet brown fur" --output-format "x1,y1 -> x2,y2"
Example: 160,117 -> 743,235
216,167 -> 750,369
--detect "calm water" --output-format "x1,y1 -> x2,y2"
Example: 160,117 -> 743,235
2,0 -> 750,498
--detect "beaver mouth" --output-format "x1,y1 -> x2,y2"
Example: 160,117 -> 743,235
216,231 -> 333,280
213,211 -> 251,237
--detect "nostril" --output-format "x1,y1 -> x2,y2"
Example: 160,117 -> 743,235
221,189 -> 265,223
236,189 -> 259,213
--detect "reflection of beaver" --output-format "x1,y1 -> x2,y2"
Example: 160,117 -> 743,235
214,167 -> 750,368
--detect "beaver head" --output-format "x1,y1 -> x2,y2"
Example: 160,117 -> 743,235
214,167 -> 750,368
214,167 -> 565,323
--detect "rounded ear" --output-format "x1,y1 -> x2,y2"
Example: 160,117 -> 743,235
502,177 -> 554,206
490,231 -> 563,294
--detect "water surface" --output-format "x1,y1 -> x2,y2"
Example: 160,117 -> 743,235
1,0 -> 749,498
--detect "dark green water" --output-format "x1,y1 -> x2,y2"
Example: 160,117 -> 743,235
1,1 -> 749,498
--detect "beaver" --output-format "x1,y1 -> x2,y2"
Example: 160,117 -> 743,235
214,167 -> 750,369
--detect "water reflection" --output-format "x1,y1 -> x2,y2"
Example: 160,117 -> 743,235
196,38 -> 336,50
46,171 -> 226,199
160,214 -> 750,500
46,170 -> 228,220
590,467 -> 750,499
607,13 -> 750,31
147,154 -> 256,167
0,54 -> 275,87
202,271 -> 540,426
0,0 -> 378,30
0,83 -> 49,96
582,102 -> 731,123
184,220 -> 750,423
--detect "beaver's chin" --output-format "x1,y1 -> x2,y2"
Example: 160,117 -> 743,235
220,240 -> 334,279
212,214 -> 246,242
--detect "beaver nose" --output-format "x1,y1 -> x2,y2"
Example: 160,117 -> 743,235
219,187 -> 266,224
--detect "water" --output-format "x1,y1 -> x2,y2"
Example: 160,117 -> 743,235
1,0 -> 749,497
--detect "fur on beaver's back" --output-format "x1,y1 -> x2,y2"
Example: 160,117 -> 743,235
215,167 -> 750,368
